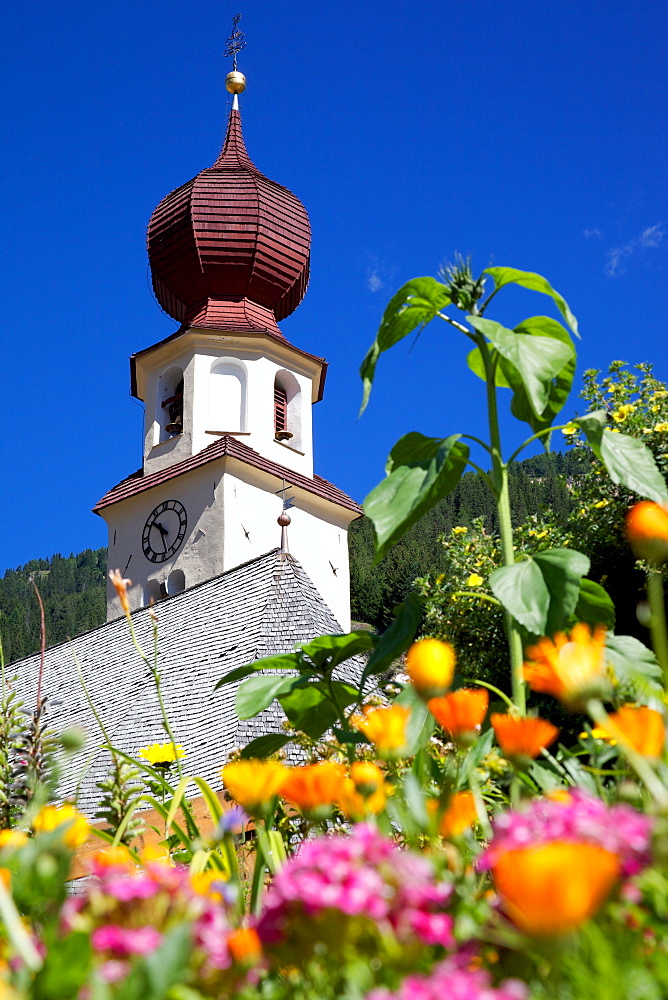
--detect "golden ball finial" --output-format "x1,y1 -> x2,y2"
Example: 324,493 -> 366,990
225,71 -> 246,95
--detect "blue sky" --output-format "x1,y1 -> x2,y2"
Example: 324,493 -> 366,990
1,0 -> 666,573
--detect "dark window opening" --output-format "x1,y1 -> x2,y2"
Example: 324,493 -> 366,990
162,377 -> 184,435
274,384 -> 289,438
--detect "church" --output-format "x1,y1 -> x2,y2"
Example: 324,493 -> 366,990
10,60 -> 362,814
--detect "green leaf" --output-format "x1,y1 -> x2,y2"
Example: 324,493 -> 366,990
599,429 -> 668,503
365,433 -> 469,563
574,579 -> 616,630
192,777 -> 225,822
532,548 -> 590,635
33,932 -> 92,999
140,924 -> 193,1000
240,733 -> 291,759
466,346 -> 511,388
279,681 -> 357,739
605,634 -> 662,687
215,654 -> 300,689
361,592 -> 423,689
395,683 -> 435,754
235,674 -> 300,720
484,266 -> 579,337
489,559 -> 550,634
298,631 -> 376,671
360,278 -> 451,413
502,317 -> 576,435
469,316 -> 574,418
574,409 -> 606,449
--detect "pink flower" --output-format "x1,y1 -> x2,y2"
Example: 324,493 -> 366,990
366,956 -> 528,1000
101,876 -> 160,901
91,924 -> 162,957
479,790 -> 652,878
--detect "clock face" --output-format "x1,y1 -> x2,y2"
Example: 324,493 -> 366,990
142,500 -> 188,563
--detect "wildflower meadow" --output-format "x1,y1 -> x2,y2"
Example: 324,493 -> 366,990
2,260 -> 668,999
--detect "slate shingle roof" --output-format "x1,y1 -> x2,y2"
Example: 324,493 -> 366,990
8,551 -> 360,817
93,435 -> 362,515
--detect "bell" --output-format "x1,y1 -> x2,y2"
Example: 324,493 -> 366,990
275,430 -> 293,442
166,422 -> 182,434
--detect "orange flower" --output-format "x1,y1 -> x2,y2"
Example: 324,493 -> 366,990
32,804 -> 90,848
92,846 -> 134,871
280,762 -> 346,815
227,927 -> 262,965
432,791 -> 478,838
491,714 -> 560,762
338,762 -> 388,820
589,705 -> 665,758
222,759 -> 288,814
109,569 -> 132,615
491,841 -> 620,936
626,501 -> 668,564
350,704 -> 410,758
405,638 -> 456,698
523,623 -> 611,710
428,688 -> 489,745
0,868 -> 10,890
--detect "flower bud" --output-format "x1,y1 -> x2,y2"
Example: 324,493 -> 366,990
626,501 -> 668,564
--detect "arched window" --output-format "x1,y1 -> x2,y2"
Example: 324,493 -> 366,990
142,579 -> 162,607
208,361 -> 246,432
155,366 -> 184,444
274,371 -> 302,449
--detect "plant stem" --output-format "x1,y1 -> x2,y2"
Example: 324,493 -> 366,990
478,337 -> 526,712
647,569 -> 668,689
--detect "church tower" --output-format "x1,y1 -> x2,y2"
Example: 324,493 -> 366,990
94,58 -> 361,629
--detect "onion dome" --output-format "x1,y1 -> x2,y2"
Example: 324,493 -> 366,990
147,101 -> 310,339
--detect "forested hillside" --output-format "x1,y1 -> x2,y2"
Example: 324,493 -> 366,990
0,451 -> 586,662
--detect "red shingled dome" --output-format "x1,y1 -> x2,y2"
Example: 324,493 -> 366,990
147,105 -> 311,338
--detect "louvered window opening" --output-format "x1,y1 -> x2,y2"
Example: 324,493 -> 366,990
274,385 -> 288,435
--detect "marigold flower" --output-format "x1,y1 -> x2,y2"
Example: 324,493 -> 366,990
431,791 -> 478,838
139,742 -> 186,767
491,714 -> 560,762
523,623 -> 611,710
587,705 -> 665,758
351,704 -> 410,758
280,762 -> 346,815
92,846 -> 134,871
0,867 -> 10,889
222,759 -> 288,813
491,842 -> 620,936
625,501 -> 668,564
33,804 -> 89,848
109,568 -> 132,615
428,688 -> 489,746
405,638 -> 456,698
0,830 -> 28,850
338,762 -> 388,820
227,927 -> 262,965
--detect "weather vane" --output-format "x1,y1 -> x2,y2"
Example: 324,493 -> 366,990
224,13 -> 246,72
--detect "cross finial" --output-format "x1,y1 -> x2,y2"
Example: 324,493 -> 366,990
224,13 -> 246,72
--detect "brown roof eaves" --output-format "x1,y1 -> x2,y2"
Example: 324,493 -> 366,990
93,435 -> 362,517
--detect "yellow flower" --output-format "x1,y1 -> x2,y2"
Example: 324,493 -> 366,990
452,526 -> 468,535
405,638 -> 456,698
191,869 -> 229,902
351,704 -> 410,759
611,404 -> 636,422
109,569 -> 132,615
654,422 -> 668,433
492,842 -> 620,936
338,762 -> 388,820
562,424 -> 577,436
435,573 -> 445,584
535,530 -> 548,539
466,573 -> 484,587
139,742 -> 186,767
523,623 -> 611,710
222,759 -> 288,813
593,500 -> 609,509
0,830 -> 27,850
33,804 -> 89,848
